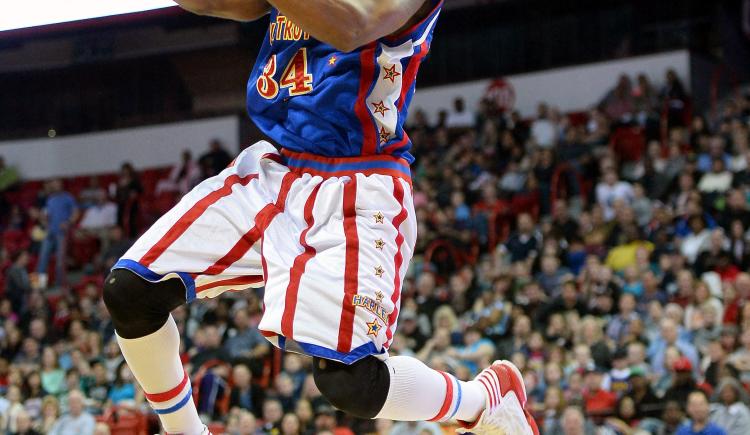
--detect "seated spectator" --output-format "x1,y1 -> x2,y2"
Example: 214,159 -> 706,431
582,367 -> 617,421
445,97 -> 475,130
47,390 -> 95,435
223,308 -> 270,367
530,103 -> 559,148
680,215 -> 712,264
698,158 -> 733,194
596,169 -> 634,221
648,319 -> 699,380
710,377 -> 750,435
199,139 -> 233,179
626,367 -> 661,419
106,361 -> 135,406
677,390 -> 727,435
697,137 -> 731,174
664,357 -> 700,408
547,405 -> 597,435
155,149 -> 200,196
11,409 -> 40,435
501,212 -> 541,263
77,177 -> 106,210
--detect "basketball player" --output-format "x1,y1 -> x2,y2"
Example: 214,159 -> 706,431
102,1 -> 538,434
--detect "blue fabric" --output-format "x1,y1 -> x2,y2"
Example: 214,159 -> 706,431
112,259 -> 197,302
153,388 -> 193,415
246,2 -> 442,162
271,336 -> 384,365
448,375 -> 462,421
45,192 -> 77,235
108,383 -> 135,404
676,422 -> 727,435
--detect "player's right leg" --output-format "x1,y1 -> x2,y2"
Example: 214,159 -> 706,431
102,141 -> 287,435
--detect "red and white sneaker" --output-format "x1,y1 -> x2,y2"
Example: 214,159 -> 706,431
456,360 -> 539,435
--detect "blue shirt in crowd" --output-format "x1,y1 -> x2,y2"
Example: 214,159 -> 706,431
676,422 -> 727,435
45,192 -> 77,235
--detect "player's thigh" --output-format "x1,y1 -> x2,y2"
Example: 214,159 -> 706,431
115,142 -> 284,299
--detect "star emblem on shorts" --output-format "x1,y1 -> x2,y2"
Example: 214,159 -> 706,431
379,127 -> 391,144
366,318 -> 382,337
383,64 -> 400,83
373,212 -> 385,224
374,265 -> 385,278
374,238 -> 385,250
328,55 -> 337,66
375,291 -> 385,303
372,100 -> 390,117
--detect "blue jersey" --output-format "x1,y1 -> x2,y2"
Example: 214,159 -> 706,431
246,1 -> 442,165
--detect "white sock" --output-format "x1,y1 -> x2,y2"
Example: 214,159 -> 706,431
375,356 -> 486,422
116,316 -> 204,435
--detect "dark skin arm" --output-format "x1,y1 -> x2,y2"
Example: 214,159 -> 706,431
173,0 -> 271,21
266,0 -> 432,51
174,0 -> 433,52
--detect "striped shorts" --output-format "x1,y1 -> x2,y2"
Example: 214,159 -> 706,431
114,141 -> 416,364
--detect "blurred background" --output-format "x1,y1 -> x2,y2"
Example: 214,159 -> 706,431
2,0 -> 750,434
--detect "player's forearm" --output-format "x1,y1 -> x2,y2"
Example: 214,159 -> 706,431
267,0 -> 427,52
175,0 -> 271,21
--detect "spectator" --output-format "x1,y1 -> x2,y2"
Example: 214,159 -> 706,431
156,149 -> 200,196
677,390 -> 727,435
596,169 -> 634,221
5,250 -> 31,314
36,179 -> 79,288
0,156 -> 20,193
710,377 -> 750,435
47,390 -> 95,435
548,405 -> 597,435
445,97 -> 475,130
199,139 -> 233,179
113,162 -> 142,239
698,158 -> 733,194
530,103 -> 559,148
502,212 -> 540,263
223,308 -> 270,366
11,409 -> 40,435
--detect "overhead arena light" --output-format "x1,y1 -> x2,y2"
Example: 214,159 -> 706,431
0,0 -> 177,32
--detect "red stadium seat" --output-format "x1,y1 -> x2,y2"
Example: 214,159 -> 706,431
97,406 -> 148,435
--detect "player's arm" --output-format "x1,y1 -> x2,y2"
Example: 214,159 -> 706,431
266,0 -> 430,52
174,0 -> 271,21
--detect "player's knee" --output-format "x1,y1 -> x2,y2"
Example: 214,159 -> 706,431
102,269 -> 186,339
312,356 -> 390,419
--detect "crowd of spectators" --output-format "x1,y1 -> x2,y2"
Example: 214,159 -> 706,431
2,68 -> 750,435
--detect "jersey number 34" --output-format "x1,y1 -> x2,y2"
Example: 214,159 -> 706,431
256,48 -> 314,99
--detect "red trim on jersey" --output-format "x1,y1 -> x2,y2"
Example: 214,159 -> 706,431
337,179 -> 360,353
354,42 -> 379,156
139,174 -> 258,267
259,330 -> 276,337
281,182 -> 322,338
145,370 -> 189,403
196,276 -> 263,294
429,371 -> 454,422
397,41 -> 429,111
384,0 -> 443,43
382,132 -> 411,154
197,172 -> 298,277
384,180 -> 408,348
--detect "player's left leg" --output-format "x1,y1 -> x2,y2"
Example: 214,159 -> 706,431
313,355 -> 539,434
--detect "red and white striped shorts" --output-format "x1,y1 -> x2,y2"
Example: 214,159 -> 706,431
114,141 -> 416,364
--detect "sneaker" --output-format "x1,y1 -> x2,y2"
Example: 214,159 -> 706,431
456,360 -> 539,435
